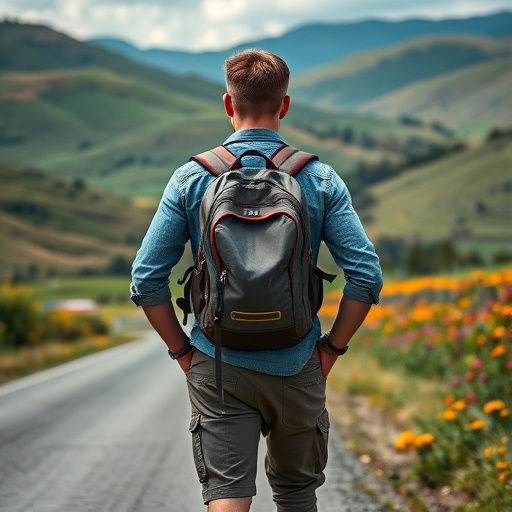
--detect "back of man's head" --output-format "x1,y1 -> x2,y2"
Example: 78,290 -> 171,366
224,49 -> 290,119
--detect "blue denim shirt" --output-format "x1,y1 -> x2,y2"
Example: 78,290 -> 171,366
131,128 -> 382,375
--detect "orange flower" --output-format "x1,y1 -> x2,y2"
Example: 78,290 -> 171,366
476,334 -> 487,346
444,394 -> 455,406
493,326 -> 506,339
497,462 -> 509,470
442,409 -> 458,421
395,430 -> 416,451
500,408 -> 510,418
413,433 -> 435,448
490,344 -> 507,358
484,400 -> 506,414
469,419 -> 485,431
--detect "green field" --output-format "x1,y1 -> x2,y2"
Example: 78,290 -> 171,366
364,133 -> 512,255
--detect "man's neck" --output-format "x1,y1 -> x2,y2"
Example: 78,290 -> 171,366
232,117 -> 280,132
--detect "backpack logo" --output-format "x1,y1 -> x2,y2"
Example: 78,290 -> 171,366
244,208 -> 260,217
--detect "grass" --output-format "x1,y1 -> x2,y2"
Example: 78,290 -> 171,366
30,276 -> 133,303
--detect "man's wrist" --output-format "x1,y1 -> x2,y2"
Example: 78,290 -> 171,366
168,340 -> 193,360
318,331 -> 349,356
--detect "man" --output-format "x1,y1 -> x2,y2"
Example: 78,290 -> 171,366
131,49 -> 382,512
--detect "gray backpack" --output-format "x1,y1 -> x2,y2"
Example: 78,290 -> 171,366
177,145 -> 335,401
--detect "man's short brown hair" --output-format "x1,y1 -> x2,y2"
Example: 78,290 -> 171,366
224,49 -> 290,118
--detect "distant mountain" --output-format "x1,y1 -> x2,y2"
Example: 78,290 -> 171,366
290,35 -> 512,133
89,11 -> 512,83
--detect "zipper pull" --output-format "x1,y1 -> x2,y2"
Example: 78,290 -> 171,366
215,270 -> 227,323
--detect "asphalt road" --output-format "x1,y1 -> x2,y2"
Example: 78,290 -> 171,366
0,332 -> 407,512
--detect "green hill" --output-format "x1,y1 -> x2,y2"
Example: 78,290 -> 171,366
360,58 -> 512,136
0,163 -> 155,282
291,35 -> 511,134
364,132 -> 512,256
0,20 -> 224,103
0,67 -> 228,197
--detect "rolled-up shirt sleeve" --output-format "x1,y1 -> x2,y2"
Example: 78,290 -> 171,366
323,170 -> 383,304
130,169 -> 189,306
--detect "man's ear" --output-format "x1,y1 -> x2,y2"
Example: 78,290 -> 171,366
223,93 -> 234,117
279,95 -> 290,119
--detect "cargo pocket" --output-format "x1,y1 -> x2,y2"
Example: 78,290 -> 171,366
189,413 -> 207,483
315,409 -> 330,473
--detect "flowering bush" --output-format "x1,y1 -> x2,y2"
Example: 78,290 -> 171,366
322,270 -> 512,510
0,285 -> 111,348
0,285 -> 44,348
44,309 -> 110,341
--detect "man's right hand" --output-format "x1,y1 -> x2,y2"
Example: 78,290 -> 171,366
177,348 -> 195,373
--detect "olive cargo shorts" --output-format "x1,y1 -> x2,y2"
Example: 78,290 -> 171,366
185,349 -> 329,512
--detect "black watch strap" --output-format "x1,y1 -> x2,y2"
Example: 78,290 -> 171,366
168,340 -> 193,360
319,332 -> 349,356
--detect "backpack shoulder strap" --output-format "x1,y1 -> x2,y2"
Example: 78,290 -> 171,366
271,146 -> 319,176
190,146 -> 237,176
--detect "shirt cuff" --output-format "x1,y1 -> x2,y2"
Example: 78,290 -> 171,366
343,281 -> 381,305
130,283 -> 172,306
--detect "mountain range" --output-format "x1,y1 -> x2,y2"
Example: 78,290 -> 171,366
90,11 -> 512,83
90,11 -> 512,134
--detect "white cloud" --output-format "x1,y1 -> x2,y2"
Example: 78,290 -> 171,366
0,0 -> 510,50
201,0 -> 248,22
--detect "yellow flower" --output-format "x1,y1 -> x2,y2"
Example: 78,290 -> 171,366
484,400 -> 506,414
499,447 -> 507,456
483,447 -> 493,458
413,433 -> 435,448
469,419 -> 485,431
442,409 -> 458,421
498,472 -> 509,484
395,430 -> 416,451
452,400 -> 466,411
490,344 -> 507,358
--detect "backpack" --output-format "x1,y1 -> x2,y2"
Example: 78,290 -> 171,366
177,145 -> 335,401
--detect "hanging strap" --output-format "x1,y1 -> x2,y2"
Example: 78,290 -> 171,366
214,270 -> 227,412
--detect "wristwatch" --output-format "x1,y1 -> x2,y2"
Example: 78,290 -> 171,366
318,331 -> 349,356
168,340 -> 193,360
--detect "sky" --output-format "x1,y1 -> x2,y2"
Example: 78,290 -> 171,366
1,0 -> 511,51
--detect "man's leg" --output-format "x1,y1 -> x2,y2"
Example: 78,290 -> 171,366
208,497 -> 252,512
186,351 -> 261,507
260,351 -> 329,512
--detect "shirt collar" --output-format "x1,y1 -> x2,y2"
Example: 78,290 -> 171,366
223,128 -> 286,146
